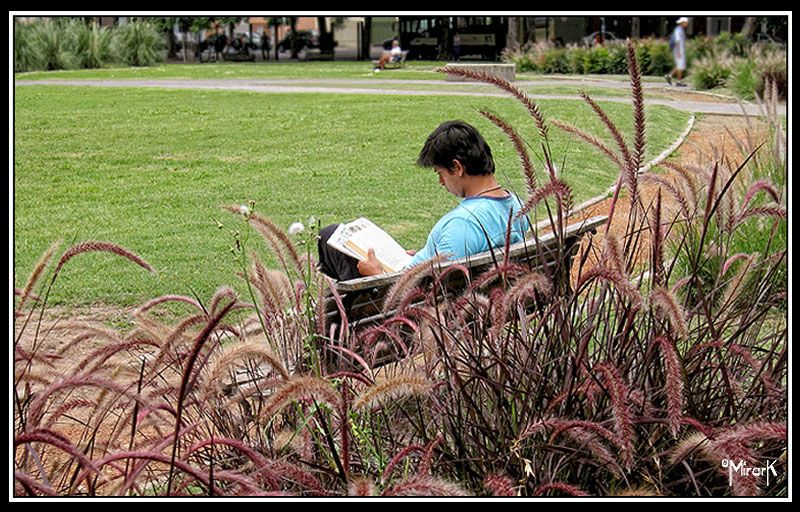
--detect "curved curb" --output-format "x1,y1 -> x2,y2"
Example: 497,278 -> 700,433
568,113 -> 696,217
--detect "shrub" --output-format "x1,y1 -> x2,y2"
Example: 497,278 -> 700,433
112,19 -> 165,67
14,20 -> 45,72
643,40 -> 674,76
729,59 -> 759,100
689,54 -> 734,90
604,43 -> 628,74
753,49 -> 787,100
714,31 -> 750,57
71,19 -> 115,69
539,47 -> 568,74
28,19 -> 79,71
565,45 -> 589,74
583,45 -> 609,74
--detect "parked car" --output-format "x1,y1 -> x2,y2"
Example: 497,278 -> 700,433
580,31 -> 621,47
276,30 -> 319,52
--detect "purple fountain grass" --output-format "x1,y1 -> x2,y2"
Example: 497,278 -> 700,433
551,119 -> 626,171
137,294 -> 204,316
26,373 -> 146,428
480,109 -> 537,194
516,178 -> 573,219
649,287 -> 690,340
593,363 -> 635,464
438,66 -> 547,138
15,471 -> 59,496
561,428 -> 623,476
15,240 -> 60,314
580,91 -> 635,173
353,374 -> 433,412
652,337 -> 685,436
626,40 -> 646,178
382,254 -> 448,315
577,265 -> 644,311
53,241 -> 154,279
642,173 -> 695,220
184,437 -> 281,487
534,481 -> 589,496
166,292 -> 238,494
728,344 -> 781,396
202,341 -> 288,398
224,205 -> 305,279
483,473 -> 517,497
348,476 -> 377,496
258,375 -> 340,424
16,427 -> 101,474
383,475 -> 469,497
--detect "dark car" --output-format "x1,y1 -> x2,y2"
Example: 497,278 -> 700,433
276,31 -> 319,52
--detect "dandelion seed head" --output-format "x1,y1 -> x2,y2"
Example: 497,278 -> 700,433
288,222 -> 305,235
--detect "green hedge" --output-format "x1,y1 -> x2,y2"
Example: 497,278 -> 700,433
505,39 -> 673,76
504,34 -> 786,100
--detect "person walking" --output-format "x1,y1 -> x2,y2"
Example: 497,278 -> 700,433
665,17 -> 689,87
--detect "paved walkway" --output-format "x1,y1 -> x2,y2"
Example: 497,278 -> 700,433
15,78 -> 785,117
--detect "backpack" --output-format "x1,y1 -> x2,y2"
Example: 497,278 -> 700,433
669,30 -> 677,51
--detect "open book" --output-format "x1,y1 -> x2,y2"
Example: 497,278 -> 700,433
327,218 -> 413,274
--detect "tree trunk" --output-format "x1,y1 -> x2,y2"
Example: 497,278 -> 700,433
506,16 -> 520,52
525,17 -> 536,44
361,16 -> 372,61
167,30 -> 178,60
182,32 -> 189,62
274,24 -> 279,61
740,16 -> 757,38
290,17 -> 299,59
317,16 -> 334,54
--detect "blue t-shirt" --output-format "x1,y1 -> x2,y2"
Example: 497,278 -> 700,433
406,192 -> 530,268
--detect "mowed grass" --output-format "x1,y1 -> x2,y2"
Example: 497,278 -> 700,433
15,60 -> 451,81
14,84 -> 690,306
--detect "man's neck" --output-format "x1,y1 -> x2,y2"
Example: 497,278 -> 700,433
461,175 -> 503,198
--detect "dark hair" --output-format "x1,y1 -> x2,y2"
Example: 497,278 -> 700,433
416,120 -> 495,176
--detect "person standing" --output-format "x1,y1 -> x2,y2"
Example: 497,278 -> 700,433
665,17 -> 689,87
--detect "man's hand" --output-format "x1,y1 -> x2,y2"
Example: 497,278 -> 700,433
357,248 -> 384,276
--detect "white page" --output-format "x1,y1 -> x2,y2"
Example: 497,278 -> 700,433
327,218 -> 412,273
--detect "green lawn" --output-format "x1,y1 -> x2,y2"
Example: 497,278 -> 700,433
14,84 -> 690,307
15,61 -> 451,81
16,62 -> 673,84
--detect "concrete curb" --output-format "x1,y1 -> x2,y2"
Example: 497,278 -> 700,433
568,112 -> 696,217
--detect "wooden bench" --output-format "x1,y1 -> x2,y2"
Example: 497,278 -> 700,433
322,215 -> 607,367
372,50 -> 409,70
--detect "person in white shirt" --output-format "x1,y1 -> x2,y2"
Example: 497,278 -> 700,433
376,39 -> 403,71
665,17 -> 689,87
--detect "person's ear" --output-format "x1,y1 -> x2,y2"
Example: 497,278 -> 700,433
451,159 -> 465,177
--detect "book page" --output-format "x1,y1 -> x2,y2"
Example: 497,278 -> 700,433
327,218 -> 412,273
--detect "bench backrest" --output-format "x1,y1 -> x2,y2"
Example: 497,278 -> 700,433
324,215 -> 607,328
